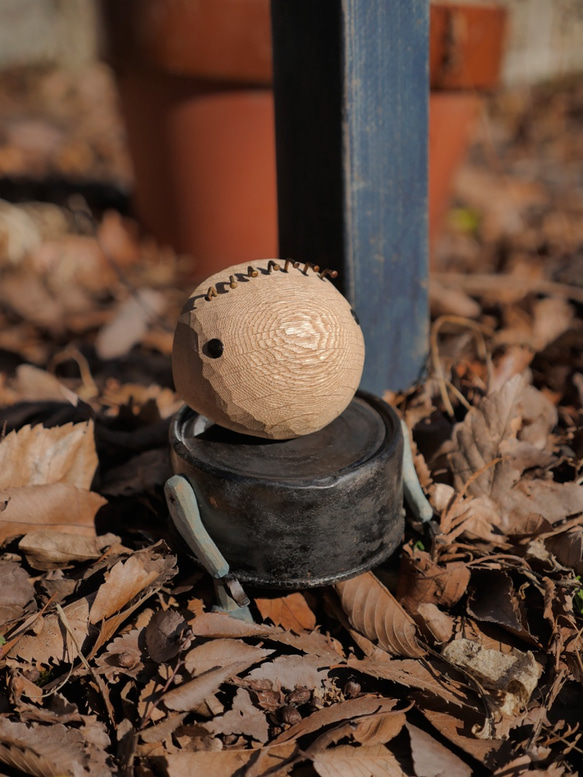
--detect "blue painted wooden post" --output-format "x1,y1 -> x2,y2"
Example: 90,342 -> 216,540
271,0 -> 429,394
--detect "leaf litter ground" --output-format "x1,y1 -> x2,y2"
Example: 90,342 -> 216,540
0,66 -> 582,776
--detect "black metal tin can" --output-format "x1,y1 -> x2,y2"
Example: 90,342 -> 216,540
169,391 -> 404,588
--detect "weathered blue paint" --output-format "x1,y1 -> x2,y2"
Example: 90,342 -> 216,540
342,0 -> 429,393
271,0 -> 429,393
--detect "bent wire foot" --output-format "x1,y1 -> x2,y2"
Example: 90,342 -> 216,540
165,474 -> 253,622
400,419 -> 434,524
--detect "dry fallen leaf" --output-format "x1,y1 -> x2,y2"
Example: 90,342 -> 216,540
206,688 -> 269,743
546,527 -> 583,574
0,717 -> 111,777
312,744 -> 406,777
255,592 -> 317,633
335,572 -> 425,658
149,743 -> 295,777
0,483 -> 106,543
145,609 -> 191,664
406,722 -> 472,777
397,544 -> 470,611
163,661 -> 261,713
0,560 -> 36,628
95,289 -> 166,360
0,421 -> 98,490
184,639 -> 273,677
18,530 -> 119,570
90,552 -> 169,624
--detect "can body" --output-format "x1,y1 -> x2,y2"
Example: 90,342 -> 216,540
170,392 -> 404,587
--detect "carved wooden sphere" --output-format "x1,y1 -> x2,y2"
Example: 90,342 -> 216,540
172,260 -> 365,439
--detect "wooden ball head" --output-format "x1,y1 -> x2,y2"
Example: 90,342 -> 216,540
172,260 -> 365,439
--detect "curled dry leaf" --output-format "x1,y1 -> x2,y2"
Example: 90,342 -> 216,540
10,594 -> 93,666
416,603 -> 455,644
272,696 -> 404,747
347,655 -> 468,708
448,375 -> 524,501
467,570 -> 538,645
18,530 -> 119,571
397,543 -> 470,611
145,609 -> 191,664
546,527 -> 583,574
335,572 -> 425,658
307,702 -> 405,753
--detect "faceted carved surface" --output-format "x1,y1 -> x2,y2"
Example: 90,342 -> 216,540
172,260 -> 365,439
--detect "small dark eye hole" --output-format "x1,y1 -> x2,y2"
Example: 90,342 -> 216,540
204,338 -> 224,358
350,308 -> 360,326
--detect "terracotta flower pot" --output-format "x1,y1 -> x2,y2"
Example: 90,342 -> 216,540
101,0 -> 506,280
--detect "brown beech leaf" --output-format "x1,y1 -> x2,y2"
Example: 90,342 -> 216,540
245,654 -> 330,693
0,717 -> 111,777
18,530 -> 119,570
397,544 -> 470,611
546,527 -> 583,574
13,364 -> 73,402
190,612 -> 344,660
184,639 -> 273,677
312,744 -> 406,777
150,743 -> 295,777
416,603 -> 455,644
335,572 -> 425,658
0,560 -> 36,628
272,696 -> 405,746
163,661 -> 259,712
206,688 -> 269,743
10,595 -> 93,666
417,706 -> 499,763
448,375 -> 524,500
347,655 -> 467,707
95,628 -> 144,680
406,723 -> 472,777
255,592 -> 317,633
504,480 -> 583,528
0,421 -> 98,490
90,551 -> 170,624
0,483 -> 106,543
307,703 -> 405,753
89,543 -> 177,656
